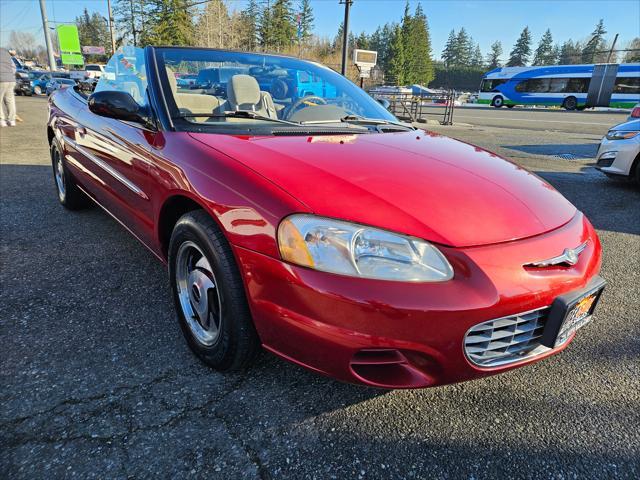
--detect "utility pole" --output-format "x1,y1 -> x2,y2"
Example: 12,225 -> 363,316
107,0 -> 117,55
340,0 -> 352,76
607,34 -> 619,63
39,0 -> 57,71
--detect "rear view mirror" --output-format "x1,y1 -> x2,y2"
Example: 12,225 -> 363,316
88,90 -> 146,124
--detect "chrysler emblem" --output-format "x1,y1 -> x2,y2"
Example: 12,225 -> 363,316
525,241 -> 588,268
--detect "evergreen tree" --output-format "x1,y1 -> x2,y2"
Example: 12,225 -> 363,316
145,0 -> 194,46
551,44 -> 561,64
410,3 -> 434,85
298,0 -> 314,42
558,40 -> 582,64
258,1 -> 274,49
400,1 -> 415,82
370,23 -> 394,73
581,19 -> 606,63
532,29 -> 554,65
241,0 -> 260,50
270,0 -> 296,51
455,28 -> 472,66
442,29 -> 457,67
623,37 -> 640,62
388,25 -> 405,85
471,43 -> 483,67
507,26 -> 532,66
76,8 -> 112,58
486,40 -> 502,68
355,32 -> 370,50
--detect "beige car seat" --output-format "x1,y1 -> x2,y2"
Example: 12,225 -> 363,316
226,74 -> 278,119
165,66 -> 221,121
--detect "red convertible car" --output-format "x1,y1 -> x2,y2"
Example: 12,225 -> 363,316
47,46 -> 605,388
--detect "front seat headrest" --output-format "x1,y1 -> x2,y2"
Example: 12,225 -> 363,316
227,74 -> 261,109
165,66 -> 178,95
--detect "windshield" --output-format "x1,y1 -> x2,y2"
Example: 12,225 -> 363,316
154,47 -> 397,130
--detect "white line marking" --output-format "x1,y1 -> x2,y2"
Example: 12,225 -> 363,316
457,115 -> 613,126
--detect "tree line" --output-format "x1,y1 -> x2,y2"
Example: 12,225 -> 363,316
6,0 -> 640,89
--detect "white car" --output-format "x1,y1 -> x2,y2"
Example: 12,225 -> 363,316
596,118 -> 640,186
84,64 -> 105,79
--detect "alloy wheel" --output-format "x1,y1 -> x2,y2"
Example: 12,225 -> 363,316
175,241 -> 222,346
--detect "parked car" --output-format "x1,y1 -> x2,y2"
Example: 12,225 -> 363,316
628,103 -> 640,121
46,78 -> 76,95
84,64 -> 106,79
14,70 -> 32,96
30,71 -> 70,95
48,46 -> 605,389
596,118 -> 640,185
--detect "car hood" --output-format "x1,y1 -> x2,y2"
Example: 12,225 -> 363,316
189,130 -> 576,247
610,118 -> 640,131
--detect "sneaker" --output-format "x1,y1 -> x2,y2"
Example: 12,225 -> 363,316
0,121 -> 6,127
8,121 -> 16,127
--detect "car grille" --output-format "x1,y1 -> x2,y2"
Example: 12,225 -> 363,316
464,308 -> 551,367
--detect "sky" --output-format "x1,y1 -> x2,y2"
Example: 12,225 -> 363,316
1,0 -> 639,62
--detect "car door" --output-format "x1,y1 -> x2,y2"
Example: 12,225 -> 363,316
72,47 -> 158,248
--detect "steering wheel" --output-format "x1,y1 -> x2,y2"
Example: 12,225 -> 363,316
284,95 -> 328,120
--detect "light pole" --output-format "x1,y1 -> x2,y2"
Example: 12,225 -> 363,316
340,0 -> 353,76
107,0 -> 117,54
39,0 -> 57,71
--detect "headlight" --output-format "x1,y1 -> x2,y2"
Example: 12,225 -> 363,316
606,130 -> 639,140
277,214 -> 454,282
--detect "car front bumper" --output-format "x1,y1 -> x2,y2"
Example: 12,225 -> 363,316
596,136 -> 640,177
235,213 -> 602,389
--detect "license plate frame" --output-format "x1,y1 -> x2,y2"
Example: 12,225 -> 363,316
541,276 -> 606,348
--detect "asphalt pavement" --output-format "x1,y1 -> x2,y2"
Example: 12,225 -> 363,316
1,96 -> 639,479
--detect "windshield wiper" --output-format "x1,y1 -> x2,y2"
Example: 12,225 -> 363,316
176,110 -> 300,126
301,115 -> 414,130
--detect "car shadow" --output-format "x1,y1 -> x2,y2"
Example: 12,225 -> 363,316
504,143 -> 598,160
534,168 -> 640,236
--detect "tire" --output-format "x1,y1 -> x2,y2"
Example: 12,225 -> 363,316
634,155 -> 640,188
50,138 -> 89,210
34,85 -> 42,95
563,96 -> 577,111
168,210 -> 260,371
491,95 -> 504,108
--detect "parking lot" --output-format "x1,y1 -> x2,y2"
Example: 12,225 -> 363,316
1,96 -> 639,479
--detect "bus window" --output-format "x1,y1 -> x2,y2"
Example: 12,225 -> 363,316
614,77 -> 640,94
549,78 -> 569,93
566,78 -> 590,93
480,79 -> 507,92
515,78 -> 550,93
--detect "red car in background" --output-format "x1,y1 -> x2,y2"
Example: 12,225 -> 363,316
47,46 -> 604,388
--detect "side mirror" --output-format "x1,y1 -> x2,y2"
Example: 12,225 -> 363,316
377,98 -> 391,110
88,90 -> 147,124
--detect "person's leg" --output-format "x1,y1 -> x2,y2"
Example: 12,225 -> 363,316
0,82 -> 8,126
6,82 -> 16,126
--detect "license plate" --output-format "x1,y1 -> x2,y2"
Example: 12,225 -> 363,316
541,276 -> 605,348
555,292 -> 598,346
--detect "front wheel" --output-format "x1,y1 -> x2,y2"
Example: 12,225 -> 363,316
34,86 -> 42,95
563,96 -> 577,111
491,95 -> 504,108
168,210 -> 260,371
50,138 -> 89,210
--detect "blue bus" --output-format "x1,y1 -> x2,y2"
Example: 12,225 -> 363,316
478,63 -> 640,110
